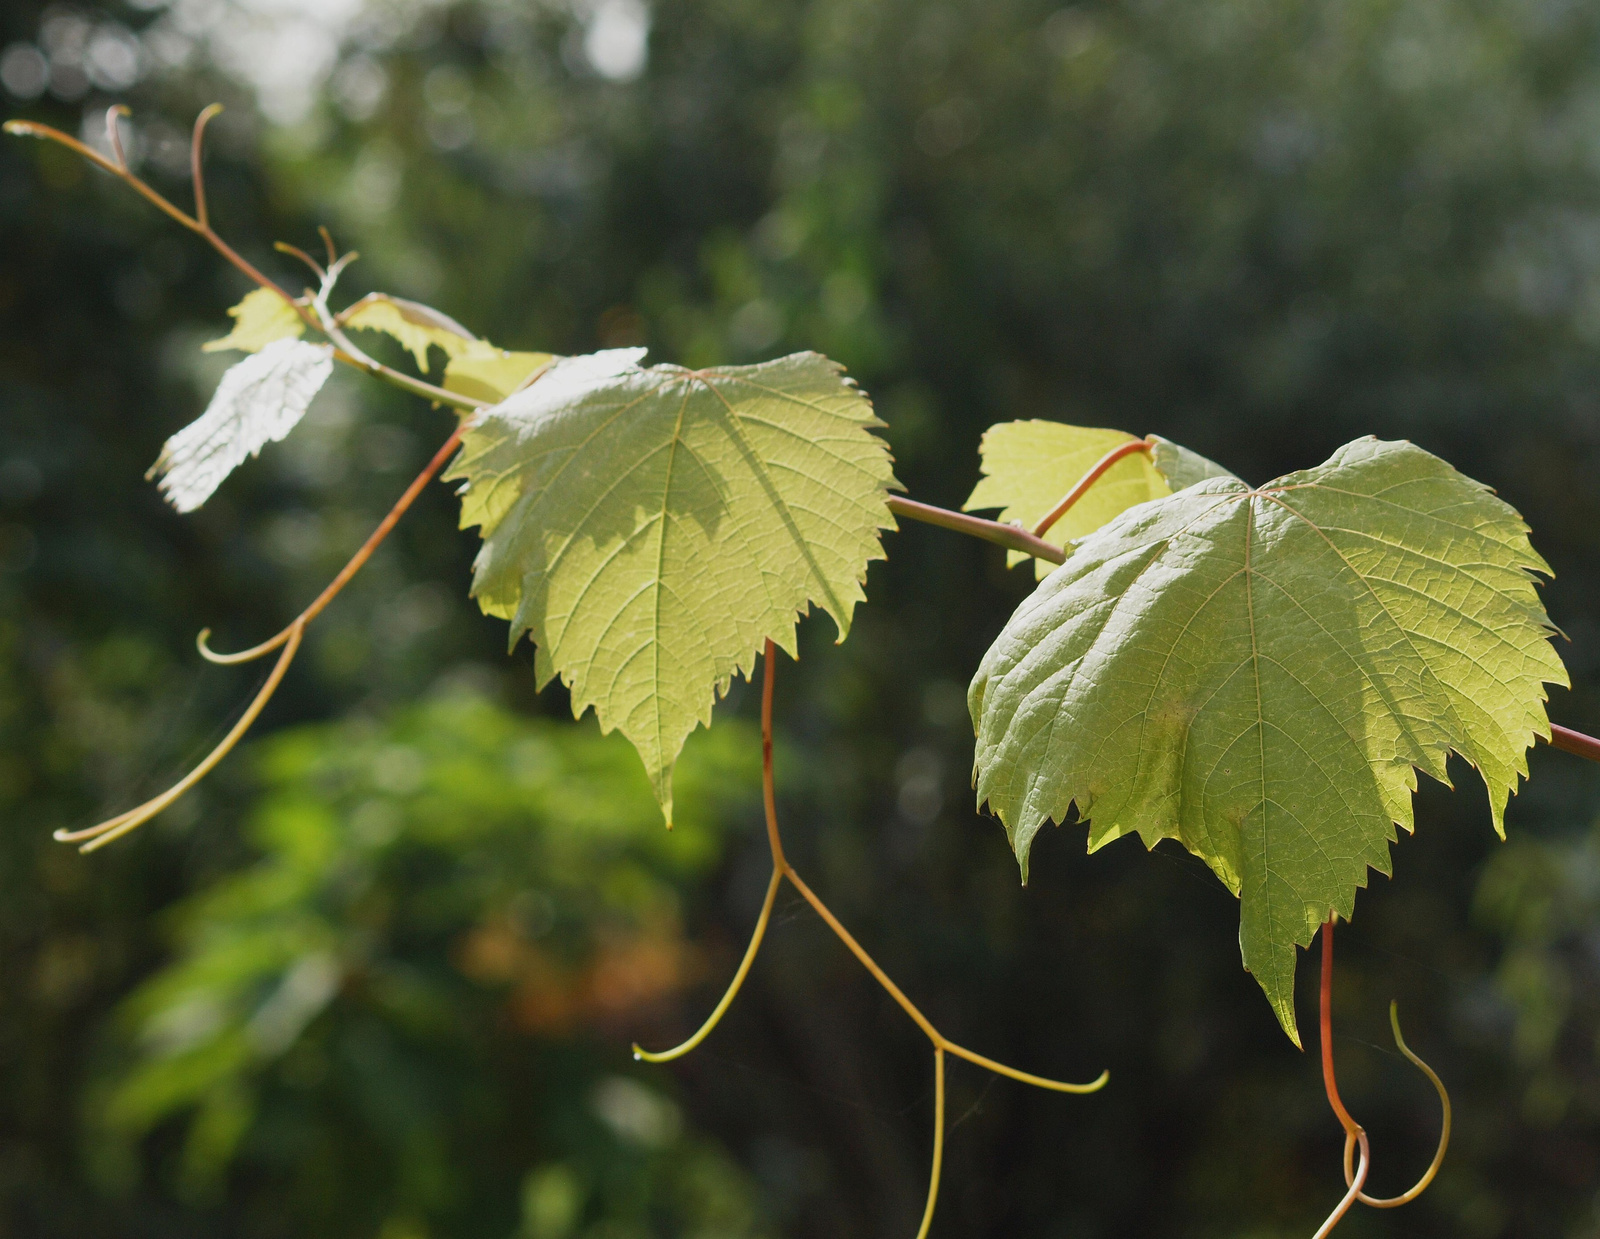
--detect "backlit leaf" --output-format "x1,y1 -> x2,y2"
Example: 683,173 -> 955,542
341,293 -> 477,372
202,288 -> 304,354
445,349 -> 899,821
148,339 -> 333,513
443,342 -> 554,403
964,421 -> 1172,578
969,437 -> 1567,1042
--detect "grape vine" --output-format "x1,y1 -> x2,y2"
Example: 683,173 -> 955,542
13,103 -> 1600,1236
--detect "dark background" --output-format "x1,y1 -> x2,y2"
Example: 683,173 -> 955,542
3,0 -> 1600,1235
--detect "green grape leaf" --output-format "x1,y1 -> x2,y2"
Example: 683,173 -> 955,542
148,339 -> 333,512
445,349 -> 899,822
1148,434 -> 1239,491
969,437 -> 1567,1043
202,287 -> 305,354
443,342 -> 554,403
964,421 -> 1173,578
340,293 -> 477,372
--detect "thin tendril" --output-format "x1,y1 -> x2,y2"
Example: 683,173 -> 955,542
632,639 -> 1106,1236
913,1047 -> 946,1239
632,867 -> 782,1063
274,240 -> 326,281
104,104 -> 130,171
57,415 -> 469,847
1032,437 -> 1156,538
3,108 -> 485,414
1339,1002 -> 1452,1207
190,103 -> 221,229
54,625 -> 303,852
310,253 -> 429,408
199,422 -> 466,665
1320,916 -> 1451,1225
1313,1129 -> 1370,1239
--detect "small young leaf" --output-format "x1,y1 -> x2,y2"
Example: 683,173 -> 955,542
969,437 -> 1567,1044
443,342 -> 554,404
148,339 -> 334,513
202,288 -> 304,354
341,293 -> 477,372
964,421 -> 1172,577
445,349 -> 899,821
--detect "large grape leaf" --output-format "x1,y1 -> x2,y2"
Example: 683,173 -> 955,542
969,437 -> 1567,1043
445,349 -> 899,821
148,339 -> 334,512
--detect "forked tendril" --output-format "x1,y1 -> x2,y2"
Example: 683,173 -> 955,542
3,106 -> 486,415
633,639 -> 1107,1237
1314,915 -> 1451,1235
54,624 -> 303,852
1313,1128 -> 1370,1239
0,104 -> 504,851
56,422 -> 468,851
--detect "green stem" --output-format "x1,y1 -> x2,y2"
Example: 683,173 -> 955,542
888,496 -> 1066,564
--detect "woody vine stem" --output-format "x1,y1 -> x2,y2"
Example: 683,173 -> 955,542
9,103 -> 1599,1236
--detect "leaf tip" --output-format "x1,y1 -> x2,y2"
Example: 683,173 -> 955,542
1276,999 -> 1303,1050
651,759 -> 676,829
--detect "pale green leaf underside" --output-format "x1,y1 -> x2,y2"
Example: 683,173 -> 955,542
965,422 -> 1172,578
969,437 -> 1567,1043
445,349 -> 899,821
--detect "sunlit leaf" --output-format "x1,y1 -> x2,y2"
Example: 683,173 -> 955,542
443,341 -> 554,403
445,348 -> 899,821
202,287 -> 304,354
147,338 -> 333,513
969,437 -> 1567,1042
341,292 -> 477,372
964,421 -> 1172,578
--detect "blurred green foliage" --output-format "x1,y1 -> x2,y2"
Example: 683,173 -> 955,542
6,0 -> 1600,1236
92,687 -> 765,1238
